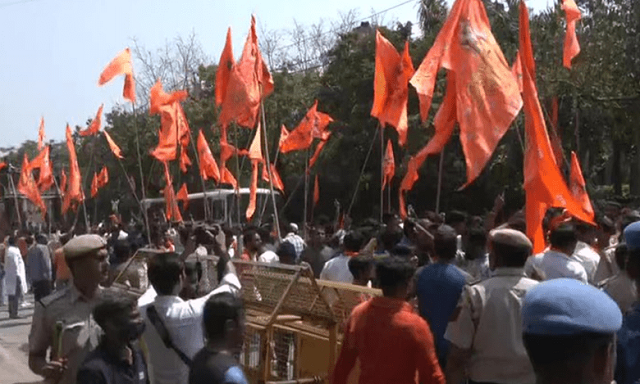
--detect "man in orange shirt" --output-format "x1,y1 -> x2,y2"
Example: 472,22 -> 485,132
331,257 -> 445,384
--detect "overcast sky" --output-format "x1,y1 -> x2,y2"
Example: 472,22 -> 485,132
0,0 -> 551,148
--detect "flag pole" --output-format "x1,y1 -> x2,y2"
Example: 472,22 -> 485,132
187,129 -> 210,222
233,124 -> 242,226
132,100 -> 152,244
435,150 -> 445,214
8,172 -> 22,228
259,98 -> 282,240
347,128 -> 379,217
258,142 -> 282,225
303,148 -> 310,240
380,125 -> 384,222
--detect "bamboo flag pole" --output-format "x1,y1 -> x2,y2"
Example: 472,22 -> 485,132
379,125 -> 384,222
8,172 -> 22,228
131,100 -> 152,243
258,136 -> 282,224
233,124 -> 242,226
303,148 -> 310,240
260,99 -> 282,240
347,129 -> 379,217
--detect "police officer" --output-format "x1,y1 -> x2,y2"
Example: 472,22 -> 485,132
28,234 -> 109,384
522,278 -> 622,384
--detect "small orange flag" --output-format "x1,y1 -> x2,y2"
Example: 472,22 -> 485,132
104,130 -> 124,159
99,48 -> 135,102
220,166 -> 238,189
371,30 -> 415,146
219,16 -> 274,129
0,162 -> 6,172
151,103 -> 184,162
179,148 -> 192,173
18,154 -> 46,217
98,166 -> 109,188
60,169 -> 67,197
163,162 -> 183,223
248,122 -> 264,161
90,172 -> 99,198
149,79 -> 188,115
216,27 -> 235,108
176,183 -> 189,211
309,136 -> 330,170
37,117 -> 45,151
313,174 -> 320,207
37,146 -> 54,192
410,0 -> 522,188
382,139 -> 395,189
197,130 -> 220,182
570,151 -> 594,217
262,163 -> 285,192
64,125 -> 84,207
79,104 -> 104,136
246,123 -> 264,221
562,0 -> 581,69
279,125 -> 289,148
280,101 -> 333,153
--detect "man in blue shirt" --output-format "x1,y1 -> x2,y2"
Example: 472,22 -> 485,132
416,225 -> 474,366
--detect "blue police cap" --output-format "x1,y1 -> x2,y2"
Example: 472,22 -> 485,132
624,221 -> 640,252
522,278 -> 622,336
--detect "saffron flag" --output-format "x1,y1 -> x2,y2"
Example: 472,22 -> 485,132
37,146 -> 54,192
60,169 -> 67,197
149,79 -> 188,115
63,124 -> 84,214
570,151 -> 594,217
313,174 -> 320,207
371,30 -> 415,146
29,145 -> 48,170
220,166 -> 238,189
262,163 -> 284,192
548,97 -> 564,166
280,100 -> 333,153
279,125 -> 289,148
219,16 -> 274,129
197,130 -> 220,182
98,166 -> 109,188
410,0 -> 522,187
37,118 -> 45,151
104,130 -> 124,159
179,148 -> 192,173
79,104 -> 104,136
519,0 -> 593,253
99,48 -> 135,102
90,172 -> 99,198
562,0 -> 581,69
176,183 -> 189,210
511,51 -> 523,93
309,139 -> 328,170
0,162 -> 6,172
216,28 -> 235,107
151,102 -> 190,162
246,123 -> 264,221
163,162 -> 183,223
18,154 -> 46,217
382,139 -> 395,189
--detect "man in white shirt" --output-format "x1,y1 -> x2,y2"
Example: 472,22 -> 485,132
572,222 -> 601,284
319,231 -> 364,284
283,223 -> 306,261
538,223 -> 588,283
5,236 -> 27,319
138,249 -> 240,384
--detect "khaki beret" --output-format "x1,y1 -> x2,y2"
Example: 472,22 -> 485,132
489,228 -> 532,249
63,234 -> 107,260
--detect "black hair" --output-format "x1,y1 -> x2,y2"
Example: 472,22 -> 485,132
348,255 -> 373,280
549,223 -> 578,250
36,234 -> 48,245
7,235 -> 15,246
446,211 -> 467,226
375,257 -> 415,296
434,225 -> 458,261
25,236 -> 34,246
257,227 -> 273,245
113,240 -> 131,262
343,231 -> 365,253
615,243 -> 628,271
468,226 -> 487,247
523,332 -> 614,380
93,289 -> 136,329
391,244 -> 413,258
380,228 -> 403,252
542,207 -> 565,233
276,242 -> 296,264
403,219 -> 416,238
492,240 -> 531,268
148,253 -> 183,295
203,292 -> 244,341
243,227 -> 258,244
382,213 -> 398,226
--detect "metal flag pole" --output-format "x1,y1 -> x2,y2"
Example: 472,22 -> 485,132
131,99 -> 152,243
347,129 -> 379,217
259,98 -> 282,240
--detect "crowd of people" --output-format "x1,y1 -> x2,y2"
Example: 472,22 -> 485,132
1,198 -> 640,383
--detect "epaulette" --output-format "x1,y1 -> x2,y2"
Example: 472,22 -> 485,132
38,286 -> 70,307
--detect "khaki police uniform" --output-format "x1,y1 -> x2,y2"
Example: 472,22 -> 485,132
27,234 -> 106,384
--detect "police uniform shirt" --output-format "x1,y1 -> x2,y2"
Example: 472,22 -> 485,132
599,272 -> 637,315
28,285 -> 103,384
77,343 -> 149,384
445,267 -> 538,384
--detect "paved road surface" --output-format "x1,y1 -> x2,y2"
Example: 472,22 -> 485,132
0,294 -> 44,384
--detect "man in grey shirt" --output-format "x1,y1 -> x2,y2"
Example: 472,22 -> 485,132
27,234 -> 52,301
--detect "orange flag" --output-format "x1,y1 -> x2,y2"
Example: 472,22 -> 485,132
98,166 -> 109,188
371,30 -> 415,146
562,0 -> 581,69
549,97 -> 564,166
149,79 -> 188,115
18,154 -> 46,217
176,183 -> 189,210
216,27 -> 235,107
37,146 -> 54,192
37,117 -> 45,151
570,151 -> 594,217
280,101 -> 334,153
262,163 -> 285,192
63,124 -> 84,214
163,162 -> 183,223
279,125 -> 289,148
104,130 -> 124,159
309,136 -> 330,170
410,0 -> 522,187
382,140 -> 395,189
60,169 -> 67,197
511,51 -> 523,93
90,172 -> 99,198
0,162 -> 6,172
197,130 -> 221,182
151,102 -> 188,162
246,123 -> 264,221
220,167 -> 238,189
79,104 -> 104,136
179,149 -> 192,173
519,0 -> 593,253
219,16 -> 274,129
99,48 -> 135,102
313,174 -> 320,207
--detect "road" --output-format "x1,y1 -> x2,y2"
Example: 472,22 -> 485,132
0,294 -> 44,384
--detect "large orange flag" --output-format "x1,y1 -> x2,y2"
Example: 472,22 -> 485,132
246,123 -> 264,221
37,118 -> 45,151
371,30 -> 415,146
262,163 -> 284,192
382,139 -> 395,189
570,151 -> 594,217
37,146 -> 54,192
309,132 -> 333,170
562,0 -> 581,69
216,28 -> 235,108
313,174 -> 320,207
519,1 -> 593,252
280,101 -> 334,153
79,105 -> 104,136
104,130 -> 124,159
511,51 -> 523,93
151,102 -> 189,162
149,79 -> 188,115
410,0 -> 522,187
63,124 -> 84,214
176,183 -> 189,211
219,16 -> 274,129
197,130 -> 220,182
18,154 -> 46,217
162,162 -> 183,223
99,48 -> 135,102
